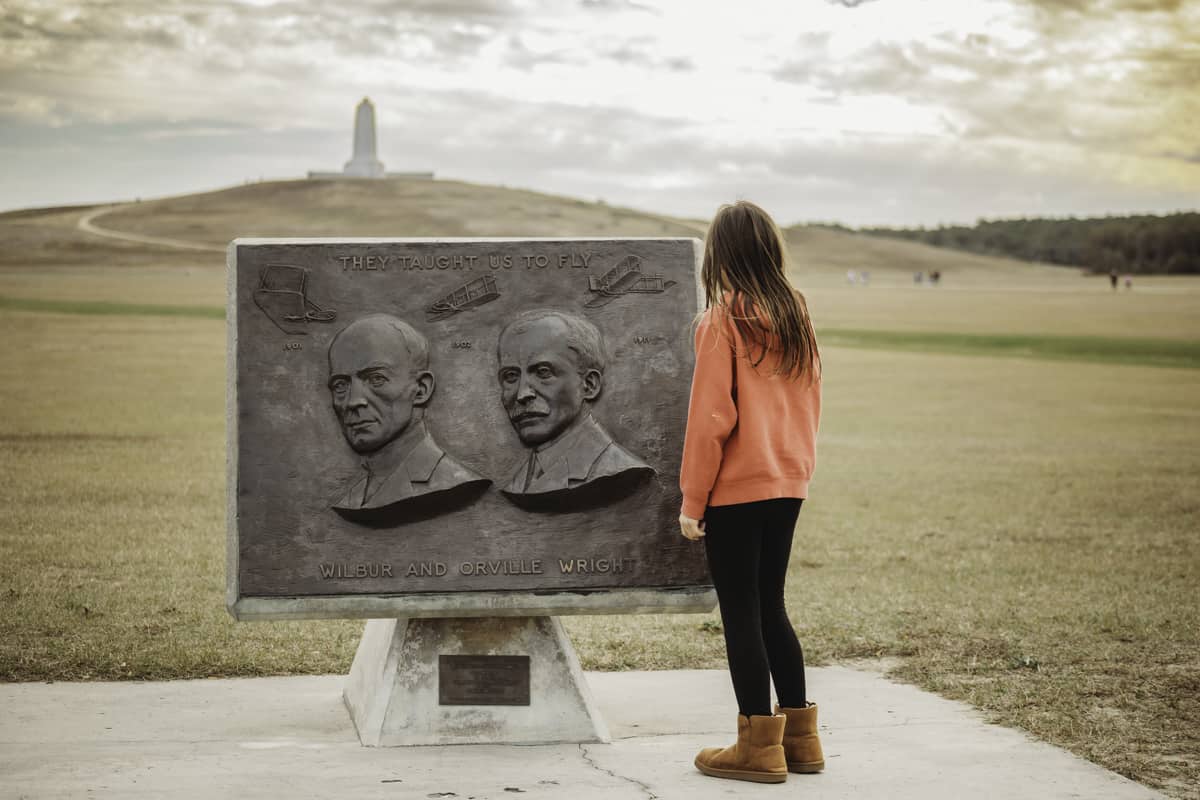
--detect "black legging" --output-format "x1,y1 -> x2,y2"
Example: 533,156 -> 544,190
703,497 -> 807,717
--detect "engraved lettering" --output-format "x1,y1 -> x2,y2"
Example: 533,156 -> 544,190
318,562 -> 394,579
559,251 -> 593,269
635,336 -> 651,345
534,254 -> 549,268
452,341 -> 472,349
457,559 -> 545,576
490,254 -> 513,270
557,557 -> 635,575
338,254 -> 394,272
283,341 -> 303,351
397,255 -> 445,271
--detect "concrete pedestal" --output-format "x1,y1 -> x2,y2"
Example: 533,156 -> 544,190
343,617 -> 610,746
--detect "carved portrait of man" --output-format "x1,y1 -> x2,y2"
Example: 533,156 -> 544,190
328,314 -> 489,524
496,309 -> 654,506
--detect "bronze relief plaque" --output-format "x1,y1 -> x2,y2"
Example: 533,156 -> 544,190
227,238 -> 713,619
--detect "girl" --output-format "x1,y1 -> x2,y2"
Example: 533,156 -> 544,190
679,200 -> 823,784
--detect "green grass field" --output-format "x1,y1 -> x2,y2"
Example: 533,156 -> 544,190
1,181 -> 1197,797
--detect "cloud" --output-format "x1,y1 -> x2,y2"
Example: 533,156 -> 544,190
0,7 -> 181,48
769,0 -> 1198,187
0,0 -> 1194,223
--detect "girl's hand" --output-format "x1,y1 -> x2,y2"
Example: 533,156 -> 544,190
679,514 -> 706,541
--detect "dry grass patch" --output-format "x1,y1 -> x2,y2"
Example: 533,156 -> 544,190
0,312 -> 361,680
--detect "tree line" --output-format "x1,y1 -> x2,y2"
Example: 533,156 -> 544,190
858,213 -> 1200,274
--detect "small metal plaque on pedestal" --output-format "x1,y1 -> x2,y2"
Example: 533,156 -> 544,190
439,654 -> 531,706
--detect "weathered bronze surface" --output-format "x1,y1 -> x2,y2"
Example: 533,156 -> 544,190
438,654 -> 532,706
229,238 -> 709,610
496,309 -> 655,509
326,314 -> 490,525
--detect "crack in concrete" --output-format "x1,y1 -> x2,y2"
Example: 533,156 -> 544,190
577,743 -> 658,800
613,730 -> 725,741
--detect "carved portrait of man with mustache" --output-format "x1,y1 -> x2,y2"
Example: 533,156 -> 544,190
496,309 -> 654,508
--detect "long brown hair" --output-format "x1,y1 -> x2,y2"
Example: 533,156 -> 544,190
701,200 -> 819,380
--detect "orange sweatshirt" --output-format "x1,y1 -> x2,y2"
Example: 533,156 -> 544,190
679,304 -> 821,520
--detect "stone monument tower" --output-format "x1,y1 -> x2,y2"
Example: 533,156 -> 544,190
343,97 -> 385,178
307,98 -> 433,180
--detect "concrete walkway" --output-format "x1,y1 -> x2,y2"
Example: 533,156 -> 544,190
0,667 -> 1161,799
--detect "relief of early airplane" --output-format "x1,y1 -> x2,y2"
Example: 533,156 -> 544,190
584,255 -> 676,308
252,264 -> 337,335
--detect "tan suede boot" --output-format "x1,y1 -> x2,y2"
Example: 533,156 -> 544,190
776,703 -> 825,773
694,714 -> 788,783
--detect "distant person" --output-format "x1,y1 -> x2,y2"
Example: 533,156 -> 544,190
1124,275 -> 1133,290
680,201 -> 824,784
860,270 -> 870,286
930,270 -> 941,286
1110,269 -> 1119,290
846,269 -> 857,284
914,271 -> 924,284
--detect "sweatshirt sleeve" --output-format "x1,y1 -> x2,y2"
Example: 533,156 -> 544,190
679,309 -> 738,519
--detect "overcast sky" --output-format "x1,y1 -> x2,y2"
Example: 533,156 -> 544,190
1,0 -> 1196,225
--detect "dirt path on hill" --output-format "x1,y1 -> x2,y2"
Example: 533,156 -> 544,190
77,205 -> 225,253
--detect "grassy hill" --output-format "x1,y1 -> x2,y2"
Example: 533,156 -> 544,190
95,178 -> 705,244
0,177 -> 1075,285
